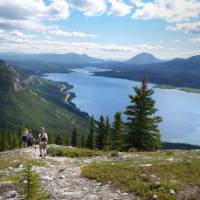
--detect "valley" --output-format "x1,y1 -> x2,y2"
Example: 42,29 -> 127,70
44,67 -> 200,145
0,60 -> 89,135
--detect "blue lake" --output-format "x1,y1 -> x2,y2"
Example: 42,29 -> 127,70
45,67 -> 200,145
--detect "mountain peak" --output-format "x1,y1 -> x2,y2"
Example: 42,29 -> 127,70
127,52 -> 163,65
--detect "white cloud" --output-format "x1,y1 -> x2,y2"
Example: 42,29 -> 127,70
167,21 -> 200,34
0,29 -> 165,59
108,0 -> 132,16
189,37 -> 200,43
129,0 -> 145,7
0,0 -> 98,39
0,0 -> 70,21
69,0 -> 107,16
47,29 -> 99,38
131,0 -> 200,23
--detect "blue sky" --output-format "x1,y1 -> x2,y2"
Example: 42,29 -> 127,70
0,0 -> 199,60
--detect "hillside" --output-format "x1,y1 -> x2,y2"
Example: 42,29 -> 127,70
94,55 -> 200,88
0,53 -> 104,74
1,53 -> 200,89
127,52 -> 163,65
0,146 -> 200,200
0,60 -> 89,134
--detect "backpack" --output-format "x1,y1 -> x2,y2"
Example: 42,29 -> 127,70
40,133 -> 47,142
21,135 -> 27,142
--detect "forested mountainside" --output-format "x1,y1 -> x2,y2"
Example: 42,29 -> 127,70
95,55 -> 200,89
0,60 -> 89,134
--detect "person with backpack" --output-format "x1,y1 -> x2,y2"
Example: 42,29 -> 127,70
38,127 -> 48,158
21,128 -> 28,148
27,130 -> 35,147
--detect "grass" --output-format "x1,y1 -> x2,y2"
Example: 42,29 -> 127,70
0,153 -> 46,170
47,145 -> 103,158
82,150 -> 200,200
0,151 -> 46,184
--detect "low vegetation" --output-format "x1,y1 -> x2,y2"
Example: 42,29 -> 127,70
47,145 -> 103,158
0,150 -> 47,199
82,150 -> 200,200
20,164 -> 46,200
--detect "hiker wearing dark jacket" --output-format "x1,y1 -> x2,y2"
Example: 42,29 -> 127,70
21,128 -> 28,148
27,130 -> 35,147
38,127 -> 48,158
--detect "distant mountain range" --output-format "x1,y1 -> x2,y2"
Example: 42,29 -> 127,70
0,60 -> 88,132
127,52 -> 163,65
1,52 -> 200,88
0,52 -> 103,64
95,54 -> 200,88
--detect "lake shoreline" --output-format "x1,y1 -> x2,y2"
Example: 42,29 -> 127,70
44,70 -> 200,145
93,71 -> 200,94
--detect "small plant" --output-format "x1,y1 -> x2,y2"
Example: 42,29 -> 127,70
21,163 -> 46,200
47,145 -> 103,158
110,150 -> 119,157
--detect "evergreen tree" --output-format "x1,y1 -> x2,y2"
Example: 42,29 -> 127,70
65,134 -> 69,146
48,133 -> 55,144
104,116 -> 112,150
55,134 -> 64,145
12,132 -> 20,149
111,112 -> 124,150
125,76 -> 162,151
95,115 -> 105,149
85,116 -> 95,149
7,131 -> 13,150
0,129 -> 7,151
71,128 -> 77,147
81,130 -> 85,147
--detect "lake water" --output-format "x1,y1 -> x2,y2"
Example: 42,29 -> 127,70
45,67 -> 200,145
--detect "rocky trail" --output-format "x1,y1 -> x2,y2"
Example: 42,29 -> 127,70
0,148 -> 135,200
32,149 -> 135,200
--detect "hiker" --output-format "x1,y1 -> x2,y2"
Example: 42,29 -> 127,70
21,128 -> 28,148
27,130 -> 35,147
38,127 -> 48,158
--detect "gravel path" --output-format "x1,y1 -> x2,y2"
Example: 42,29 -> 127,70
28,148 -> 135,200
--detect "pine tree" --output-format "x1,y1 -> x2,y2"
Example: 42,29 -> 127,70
81,130 -> 85,147
55,134 -> 64,145
0,129 -> 7,151
22,164 -> 46,200
85,116 -> 95,149
12,132 -> 20,149
48,133 -> 55,144
125,76 -> 162,151
7,131 -> 13,150
65,134 -> 69,146
95,115 -> 105,149
112,112 -> 124,150
71,128 -> 77,147
104,116 -> 111,149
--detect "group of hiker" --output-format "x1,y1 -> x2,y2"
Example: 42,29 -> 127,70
21,127 -> 48,158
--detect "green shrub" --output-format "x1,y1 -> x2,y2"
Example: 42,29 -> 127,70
47,145 -> 103,158
20,164 -> 46,200
82,155 -> 200,200
110,150 -> 119,157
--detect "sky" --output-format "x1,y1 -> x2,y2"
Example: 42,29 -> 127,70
0,0 -> 199,60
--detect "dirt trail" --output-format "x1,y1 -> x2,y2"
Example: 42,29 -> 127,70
26,148 -> 135,200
